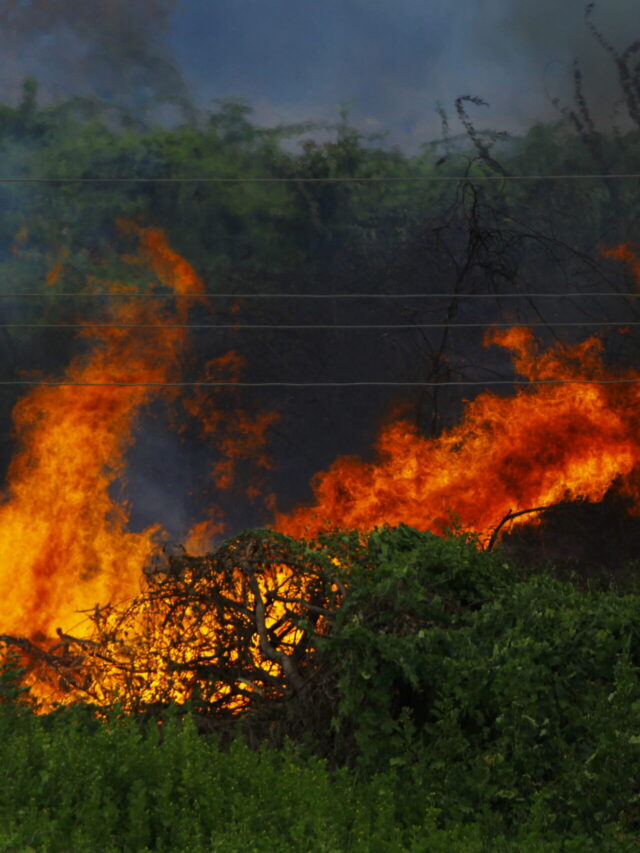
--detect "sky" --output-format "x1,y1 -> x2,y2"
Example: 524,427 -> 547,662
1,0 -> 638,151
167,0 -> 639,151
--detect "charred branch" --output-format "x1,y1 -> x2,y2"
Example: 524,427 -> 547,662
486,504 -> 557,552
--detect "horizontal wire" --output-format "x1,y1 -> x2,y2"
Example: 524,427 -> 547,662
0,379 -> 638,388
0,321 -> 639,330
0,292 -> 637,299
0,174 -> 639,183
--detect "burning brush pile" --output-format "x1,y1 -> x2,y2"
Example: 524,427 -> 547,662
2,529 -> 344,720
3,229 -> 640,716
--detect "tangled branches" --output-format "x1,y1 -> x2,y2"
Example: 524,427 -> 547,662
1,530 -> 345,716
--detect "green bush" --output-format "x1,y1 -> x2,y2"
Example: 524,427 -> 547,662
311,525 -> 640,837
0,700 -> 636,852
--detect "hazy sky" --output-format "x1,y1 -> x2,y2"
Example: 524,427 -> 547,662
2,0 -> 638,152
167,0 -> 640,151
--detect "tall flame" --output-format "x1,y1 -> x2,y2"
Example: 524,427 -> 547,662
0,225 -> 203,640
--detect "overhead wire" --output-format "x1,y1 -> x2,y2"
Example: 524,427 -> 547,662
1,171 -> 637,386
0,291 -> 637,299
0,174 -> 639,183
0,378 -> 637,388
1,301 -> 638,380
0,321 -> 638,329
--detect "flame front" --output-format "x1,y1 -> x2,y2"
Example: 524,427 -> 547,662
276,324 -> 640,540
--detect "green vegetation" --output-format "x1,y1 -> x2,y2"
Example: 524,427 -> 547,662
2,72 -> 639,311
0,702 -> 633,853
1,71 -> 638,412
4,526 -> 640,850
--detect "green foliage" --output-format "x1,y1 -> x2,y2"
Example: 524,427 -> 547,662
0,699 -> 635,852
0,647 -> 32,708
306,525 -> 640,839
1,77 -> 639,431
2,77 -> 638,288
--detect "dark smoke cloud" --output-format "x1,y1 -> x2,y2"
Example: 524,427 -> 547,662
0,0 -> 188,108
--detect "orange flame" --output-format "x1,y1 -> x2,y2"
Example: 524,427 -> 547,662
183,510 -> 226,557
275,246 -> 640,541
4,234 -> 640,712
0,225 -> 204,642
275,329 -> 640,539
183,352 -> 279,504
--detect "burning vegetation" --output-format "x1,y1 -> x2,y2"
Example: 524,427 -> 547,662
2,230 -> 640,715
276,325 -> 640,540
4,529 -> 344,721
0,224 -> 205,643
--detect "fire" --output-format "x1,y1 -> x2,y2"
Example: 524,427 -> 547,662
3,232 -> 640,712
183,513 -> 226,557
0,225 -> 284,711
0,225 -> 204,644
275,326 -> 640,543
182,351 -> 279,500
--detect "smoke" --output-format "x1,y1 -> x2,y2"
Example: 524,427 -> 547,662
168,0 -> 640,152
170,0 -> 454,149
465,0 -> 640,129
2,1 -> 635,149
0,0 -> 188,110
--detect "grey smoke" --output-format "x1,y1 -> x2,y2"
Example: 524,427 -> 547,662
0,0 -> 188,111
168,0 -> 640,150
0,1 -> 637,150
465,0 -> 640,128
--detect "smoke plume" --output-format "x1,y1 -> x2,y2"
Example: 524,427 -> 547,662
0,0 -> 188,109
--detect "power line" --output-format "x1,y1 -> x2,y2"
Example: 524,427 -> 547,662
0,292 -> 637,299
0,378 -> 638,388
0,321 -> 639,330
0,174 -> 639,183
